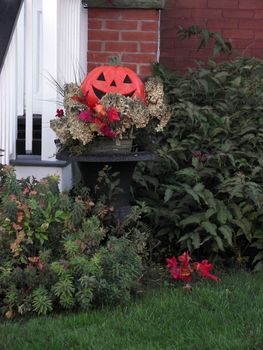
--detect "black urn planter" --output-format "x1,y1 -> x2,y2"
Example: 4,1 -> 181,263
57,151 -> 155,220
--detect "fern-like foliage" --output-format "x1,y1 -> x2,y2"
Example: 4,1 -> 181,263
32,288 -> 53,315
52,277 -> 75,308
71,200 -> 86,228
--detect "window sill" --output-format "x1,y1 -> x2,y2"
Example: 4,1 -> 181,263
82,0 -> 165,9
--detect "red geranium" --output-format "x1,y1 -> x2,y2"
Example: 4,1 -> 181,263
194,260 -> 221,281
166,254 -> 192,282
166,252 -> 220,285
178,251 -> 191,266
166,256 -> 177,268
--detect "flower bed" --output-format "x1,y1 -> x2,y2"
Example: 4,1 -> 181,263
0,166 -> 147,318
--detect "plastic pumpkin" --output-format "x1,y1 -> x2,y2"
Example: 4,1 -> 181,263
80,66 -> 145,107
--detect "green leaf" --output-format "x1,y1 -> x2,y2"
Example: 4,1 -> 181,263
178,232 -> 192,243
201,221 -> 217,236
192,157 -> 199,169
253,261 -> 263,272
180,213 -> 204,226
213,43 -> 222,56
205,208 -> 216,220
184,186 -> 201,204
199,79 -> 209,93
191,232 -> 201,249
164,188 -> 173,203
252,251 -> 263,264
177,168 -> 198,178
232,218 -> 252,241
231,203 -> 242,220
193,183 -> 205,192
202,29 -> 210,47
203,189 -> 216,209
217,201 -> 228,224
29,199 -> 38,210
215,236 -> 224,251
143,175 -> 159,189
231,76 -> 241,87
219,225 -> 233,246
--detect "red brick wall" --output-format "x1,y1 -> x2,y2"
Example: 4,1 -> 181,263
160,0 -> 263,72
88,8 -> 159,77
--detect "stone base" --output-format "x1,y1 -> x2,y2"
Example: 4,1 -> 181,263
10,157 -> 72,191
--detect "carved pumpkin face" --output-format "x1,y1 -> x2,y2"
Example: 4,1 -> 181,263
80,66 -> 145,107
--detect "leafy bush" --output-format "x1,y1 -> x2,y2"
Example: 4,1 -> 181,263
0,167 -> 146,318
177,25 -> 232,56
133,57 -> 263,270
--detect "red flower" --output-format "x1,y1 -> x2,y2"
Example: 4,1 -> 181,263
107,107 -> 120,122
178,251 -> 191,266
93,117 -> 106,128
194,260 -> 221,282
166,257 -> 177,268
71,93 -> 88,105
166,252 -> 220,283
166,256 -> 192,282
56,109 -> 64,118
169,266 -> 182,280
78,111 -> 93,122
171,266 -> 192,282
101,126 -> 116,138
94,104 -> 107,116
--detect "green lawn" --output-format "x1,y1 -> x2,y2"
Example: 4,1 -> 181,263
0,271 -> 262,350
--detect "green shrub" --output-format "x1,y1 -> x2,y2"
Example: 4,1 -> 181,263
0,167 -> 145,318
133,57 -> 263,269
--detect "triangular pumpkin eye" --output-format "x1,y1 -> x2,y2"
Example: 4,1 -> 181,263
123,75 -> 132,83
97,73 -> 106,81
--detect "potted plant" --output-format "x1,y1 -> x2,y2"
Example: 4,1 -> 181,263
50,65 -> 171,218
51,65 -> 170,155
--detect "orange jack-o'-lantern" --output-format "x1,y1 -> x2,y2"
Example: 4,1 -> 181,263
80,66 -> 145,107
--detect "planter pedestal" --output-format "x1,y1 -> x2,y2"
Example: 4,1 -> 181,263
57,152 -> 155,220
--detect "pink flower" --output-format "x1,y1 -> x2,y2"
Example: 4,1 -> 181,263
101,126 -> 116,138
194,260 -> 221,282
78,111 -> 93,122
56,109 -> 64,118
107,107 -> 120,122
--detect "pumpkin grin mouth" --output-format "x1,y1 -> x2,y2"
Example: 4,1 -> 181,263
92,86 -> 136,100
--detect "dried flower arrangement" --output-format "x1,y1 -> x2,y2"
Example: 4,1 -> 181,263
50,67 -> 171,155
